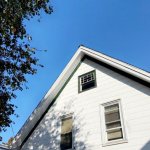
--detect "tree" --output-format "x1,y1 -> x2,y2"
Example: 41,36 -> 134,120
0,0 -> 53,141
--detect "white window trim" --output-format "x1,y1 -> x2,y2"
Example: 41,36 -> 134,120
60,113 -> 74,150
100,99 -> 128,146
78,70 -> 96,93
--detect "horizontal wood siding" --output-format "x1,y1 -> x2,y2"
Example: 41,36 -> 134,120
22,58 -> 150,150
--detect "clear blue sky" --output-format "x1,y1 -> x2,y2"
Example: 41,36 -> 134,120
1,0 -> 150,143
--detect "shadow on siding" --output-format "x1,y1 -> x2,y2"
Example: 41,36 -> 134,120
22,99 -> 92,150
141,140 -> 150,150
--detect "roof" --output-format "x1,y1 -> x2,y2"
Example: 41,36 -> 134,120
12,46 -> 150,148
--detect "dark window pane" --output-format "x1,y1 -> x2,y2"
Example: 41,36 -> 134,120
107,129 -> 123,141
105,104 -> 119,112
82,80 -> 95,91
106,121 -> 121,129
105,111 -> 120,123
61,132 -> 72,150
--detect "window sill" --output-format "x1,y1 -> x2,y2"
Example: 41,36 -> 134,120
102,139 -> 128,147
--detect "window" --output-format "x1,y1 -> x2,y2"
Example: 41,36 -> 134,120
105,104 -> 122,141
61,116 -> 73,150
78,70 -> 96,92
100,100 -> 127,146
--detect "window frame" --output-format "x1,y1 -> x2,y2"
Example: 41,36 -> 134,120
60,114 -> 73,150
78,70 -> 97,93
100,99 -> 127,146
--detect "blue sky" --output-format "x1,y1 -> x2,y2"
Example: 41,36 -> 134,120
1,0 -> 150,143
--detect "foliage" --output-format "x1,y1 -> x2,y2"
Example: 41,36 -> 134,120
0,0 -> 52,140
7,137 -> 14,147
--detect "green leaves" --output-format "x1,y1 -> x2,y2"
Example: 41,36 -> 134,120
0,0 -> 52,141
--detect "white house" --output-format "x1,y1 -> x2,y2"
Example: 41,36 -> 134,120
9,46 -> 150,150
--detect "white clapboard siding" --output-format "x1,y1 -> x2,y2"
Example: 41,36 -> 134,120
22,58 -> 150,150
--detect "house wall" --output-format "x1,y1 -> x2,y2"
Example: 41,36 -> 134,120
0,144 -> 9,150
22,58 -> 150,150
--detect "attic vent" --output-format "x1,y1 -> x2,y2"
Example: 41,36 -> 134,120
78,70 -> 96,92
